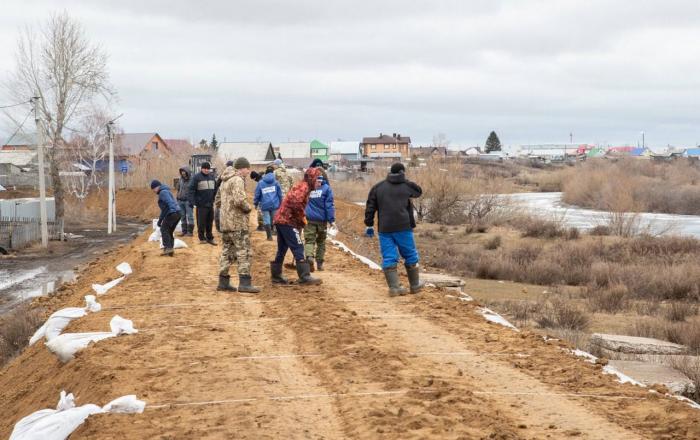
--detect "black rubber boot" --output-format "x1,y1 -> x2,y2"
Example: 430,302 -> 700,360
179,228 -> 187,237
270,261 -> 290,285
257,224 -> 264,231
383,266 -> 407,297
306,257 -> 315,272
187,224 -> 194,236
217,274 -> 237,292
264,225 -> 273,241
161,248 -> 174,257
316,260 -> 324,271
296,261 -> 322,285
405,263 -> 424,294
238,275 -> 261,294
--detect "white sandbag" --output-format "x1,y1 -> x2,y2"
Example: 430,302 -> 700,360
46,332 -> 115,362
159,238 -> 188,249
10,391 -> 145,440
116,262 -> 132,275
29,296 -> 102,345
101,395 -> 146,413
45,315 -> 138,362
148,229 -> 161,242
91,276 -> 124,295
153,218 -> 182,233
327,225 -> 338,237
152,219 -> 159,230
109,315 -> 138,335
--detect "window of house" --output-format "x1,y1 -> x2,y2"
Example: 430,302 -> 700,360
371,145 -> 376,150
152,141 -> 158,151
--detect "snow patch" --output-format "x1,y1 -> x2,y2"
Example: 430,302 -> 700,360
0,267 -> 46,291
478,307 -> 519,331
569,349 -> 645,387
331,239 -> 381,270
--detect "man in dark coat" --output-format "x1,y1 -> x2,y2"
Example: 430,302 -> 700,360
151,179 -> 181,256
189,161 -> 217,245
175,166 -> 194,236
364,162 -> 423,296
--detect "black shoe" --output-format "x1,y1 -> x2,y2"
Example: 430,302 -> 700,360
238,275 -> 261,293
207,239 -> 217,246
217,275 -> 237,292
264,225 -> 273,241
316,260 -> 324,271
296,261 -> 322,285
405,263 -> 424,294
161,248 -> 174,257
199,239 -> 207,244
270,261 -> 290,284
383,266 -> 407,297
306,257 -> 315,273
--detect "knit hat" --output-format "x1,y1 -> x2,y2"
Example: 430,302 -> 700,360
273,159 -> 282,166
250,171 -> 260,181
226,160 -> 234,167
265,166 -> 275,174
150,179 -> 161,189
390,162 -> 405,174
201,162 -> 211,170
234,157 -> 250,169
309,158 -> 323,168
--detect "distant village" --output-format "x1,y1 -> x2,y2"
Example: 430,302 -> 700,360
2,130 -> 700,190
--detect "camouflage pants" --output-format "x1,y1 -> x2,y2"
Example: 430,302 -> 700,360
257,206 -> 264,227
304,222 -> 327,262
219,230 -> 252,276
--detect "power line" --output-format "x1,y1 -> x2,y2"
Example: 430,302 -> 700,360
3,108 -> 34,146
0,100 -> 31,110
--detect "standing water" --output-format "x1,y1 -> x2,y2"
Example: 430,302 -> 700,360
507,192 -> 700,238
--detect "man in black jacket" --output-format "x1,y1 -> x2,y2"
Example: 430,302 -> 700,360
364,162 -> 423,296
189,162 -> 217,245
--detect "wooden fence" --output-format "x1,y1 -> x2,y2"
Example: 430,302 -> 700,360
0,217 -> 63,249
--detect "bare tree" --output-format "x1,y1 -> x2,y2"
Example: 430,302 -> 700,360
432,133 -> 450,149
3,12 -> 114,231
64,107 -> 116,198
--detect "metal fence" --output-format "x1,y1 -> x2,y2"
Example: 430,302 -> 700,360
0,217 -> 63,249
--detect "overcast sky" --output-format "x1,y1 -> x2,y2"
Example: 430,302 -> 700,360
1,0 -> 699,148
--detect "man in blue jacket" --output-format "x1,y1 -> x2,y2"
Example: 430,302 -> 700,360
364,162 -> 423,296
304,174 -> 335,271
254,167 -> 283,241
151,179 -> 182,256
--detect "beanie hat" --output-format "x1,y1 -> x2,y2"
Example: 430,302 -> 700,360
150,179 -> 161,189
250,171 -> 260,181
310,158 -> 323,168
273,159 -> 282,166
234,157 -> 250,169
201,162 -> 211,169
226,160 -> 234,167
390,162 -> 405,174
265,166 -> 275,174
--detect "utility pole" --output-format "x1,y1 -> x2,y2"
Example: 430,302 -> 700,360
570,132 -> 573,143
32,96 -> 49,248
107,120 -> 116,233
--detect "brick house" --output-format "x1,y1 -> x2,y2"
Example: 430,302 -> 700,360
361,133 -> 411,159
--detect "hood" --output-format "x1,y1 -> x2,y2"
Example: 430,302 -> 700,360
158,184 -> 171,193
304,167 -> 322,189
386,172 -> 406,184
263,172 -> 276,184
179,166 -> 191,179
219,166 -> 237,182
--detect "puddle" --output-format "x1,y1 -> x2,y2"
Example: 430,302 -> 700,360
0,269 -> 76,313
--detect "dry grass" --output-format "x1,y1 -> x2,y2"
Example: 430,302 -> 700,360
627,319 -> 700,352
535,298 -> 590,331
586,284 -> 629,313
0,303 -> 43,366
559,159 -> 700,215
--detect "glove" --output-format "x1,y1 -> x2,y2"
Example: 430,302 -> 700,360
365,226 -> 374,238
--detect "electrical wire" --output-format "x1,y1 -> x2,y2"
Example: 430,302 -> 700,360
0,100 -> 31,110
2,108 -> 34,146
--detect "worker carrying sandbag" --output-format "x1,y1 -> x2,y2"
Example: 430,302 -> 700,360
151,179 -> 181,257
364,162 -> 424,296
216,157 -> 260,293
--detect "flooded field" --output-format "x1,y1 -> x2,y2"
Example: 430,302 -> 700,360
0,220 -> 146,314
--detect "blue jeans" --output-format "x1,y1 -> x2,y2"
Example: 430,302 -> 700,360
262,209 -> 277,226
178,201 -> 194,229
378,230 -> 419,269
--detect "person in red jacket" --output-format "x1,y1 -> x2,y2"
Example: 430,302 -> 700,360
271,167 -> 323,285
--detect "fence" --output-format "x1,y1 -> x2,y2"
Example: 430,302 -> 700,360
0,217 -> 63,250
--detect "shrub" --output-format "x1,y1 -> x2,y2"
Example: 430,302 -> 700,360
664,302 -> 699,322
0,303 -> 43,366
536,299 -> 590,331
520,217 -> 566,239
589,225 -> 611,236
484,235 -> 502,250
586,284 -> 629,313
566,227 -> 580,240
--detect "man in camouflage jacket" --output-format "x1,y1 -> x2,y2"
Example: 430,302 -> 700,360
273,159 -> 293,196
216,157 -> 260,293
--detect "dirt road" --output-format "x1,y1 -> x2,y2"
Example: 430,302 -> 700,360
1,220 -> 699,439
